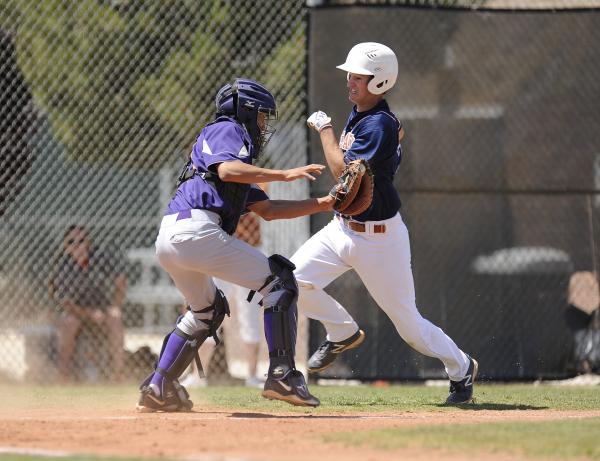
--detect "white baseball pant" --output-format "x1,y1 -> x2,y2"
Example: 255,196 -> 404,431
155,209 -> 270,337
215,279 -> 263,344
291,212 -> 469,381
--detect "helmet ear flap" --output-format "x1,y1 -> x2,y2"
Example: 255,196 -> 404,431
367,77 -> 390,95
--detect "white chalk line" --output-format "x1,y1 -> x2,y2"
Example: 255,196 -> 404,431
0,445 -> 252,461
4,414 -> 416,422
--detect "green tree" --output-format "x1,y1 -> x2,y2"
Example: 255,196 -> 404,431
1,0 -> 305,168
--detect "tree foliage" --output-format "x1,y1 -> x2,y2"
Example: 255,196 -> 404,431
1,0 -> 304,168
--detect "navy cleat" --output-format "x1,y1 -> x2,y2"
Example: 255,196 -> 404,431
262,369 -> 320,407
136,380 -> 193,413
446,356 -> 478,405
307,329 -> 366,373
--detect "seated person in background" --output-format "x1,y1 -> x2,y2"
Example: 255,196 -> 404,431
565,271 -> 600,374
49,224 -> 126,382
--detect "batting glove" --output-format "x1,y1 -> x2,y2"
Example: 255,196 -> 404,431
307,111 -> 332,132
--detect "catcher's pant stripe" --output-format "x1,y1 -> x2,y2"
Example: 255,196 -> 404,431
162,209 -> 222,226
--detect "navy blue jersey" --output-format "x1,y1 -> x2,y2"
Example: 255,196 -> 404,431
339,99 -> 403,222
166,116 -> 268,231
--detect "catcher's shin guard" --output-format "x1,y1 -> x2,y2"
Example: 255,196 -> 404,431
206,287 -> 230,345
136,327 -> 200,413
154,328 -> 210,384
138,289 -> 229,408
260,254 -> 299,378
155,289 -> 229,382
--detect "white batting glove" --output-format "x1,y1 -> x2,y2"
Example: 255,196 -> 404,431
307,111 -> 332,132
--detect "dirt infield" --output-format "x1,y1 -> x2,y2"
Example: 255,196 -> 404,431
2,399 -> 600,461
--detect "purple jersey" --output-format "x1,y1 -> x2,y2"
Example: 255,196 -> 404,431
166,116 -> 268,231
339,99 -> 403,222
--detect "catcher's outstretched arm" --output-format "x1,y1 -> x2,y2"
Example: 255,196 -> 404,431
248,196 -> 334,221
217,160 -> 325,183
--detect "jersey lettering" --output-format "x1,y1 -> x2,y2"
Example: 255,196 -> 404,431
339,131 -> 355,151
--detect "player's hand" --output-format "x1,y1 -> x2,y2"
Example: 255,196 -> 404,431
282,164 -> 325,181
318,194 -> 336,211
307,111 -> 332,132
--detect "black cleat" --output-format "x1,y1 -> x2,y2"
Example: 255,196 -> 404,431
307,329 -> 366,373
446,356 -> 478,405
262,369 -> 320,407
136,380 -> 194,413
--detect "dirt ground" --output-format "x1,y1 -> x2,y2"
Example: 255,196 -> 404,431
2,402 -> 600,461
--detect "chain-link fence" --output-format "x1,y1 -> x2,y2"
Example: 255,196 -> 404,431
0,0 -> 310,385
1,1 -> 599,386
307,3 -> 600,381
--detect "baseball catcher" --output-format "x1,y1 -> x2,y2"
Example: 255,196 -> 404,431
136,78 -> 336,412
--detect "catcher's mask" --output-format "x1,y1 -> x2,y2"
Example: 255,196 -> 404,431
336,42 -> 398,95
215,78 -> 277,158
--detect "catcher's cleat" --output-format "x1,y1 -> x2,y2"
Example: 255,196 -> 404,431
307,329 -> 366,373
136,381 -> 194,413
262,369 -> 320,407
446,356 -> 478,405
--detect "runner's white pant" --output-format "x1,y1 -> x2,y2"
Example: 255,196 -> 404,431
291,213 -> 469,381
215,279 -> 263,345
155,210 -> 270,337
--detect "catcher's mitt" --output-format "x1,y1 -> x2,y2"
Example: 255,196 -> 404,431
329,159 -> 374,216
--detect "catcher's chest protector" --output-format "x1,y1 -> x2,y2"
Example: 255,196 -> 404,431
207,178 -> 250,234
177,160 -> 250,235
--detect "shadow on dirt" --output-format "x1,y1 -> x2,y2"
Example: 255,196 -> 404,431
227,402 -> 549,418
434,402 -> 549,410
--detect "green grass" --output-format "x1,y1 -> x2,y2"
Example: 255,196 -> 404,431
196,383 -> 600,412
324,418 -> 600,459
0,383 -> 599,413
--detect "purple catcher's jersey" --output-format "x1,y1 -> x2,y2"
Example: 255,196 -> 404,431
339,99 -> 403,222
166,116 -> 268,231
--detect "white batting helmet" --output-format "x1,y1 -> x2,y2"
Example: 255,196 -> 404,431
336,42 -> 398,95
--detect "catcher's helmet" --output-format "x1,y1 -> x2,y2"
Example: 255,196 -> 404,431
215,78 -> 277,157
215,83 -> 235,116
336,42 -> 398,95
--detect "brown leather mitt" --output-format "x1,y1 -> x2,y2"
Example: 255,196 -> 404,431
329,159 -> 374,216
